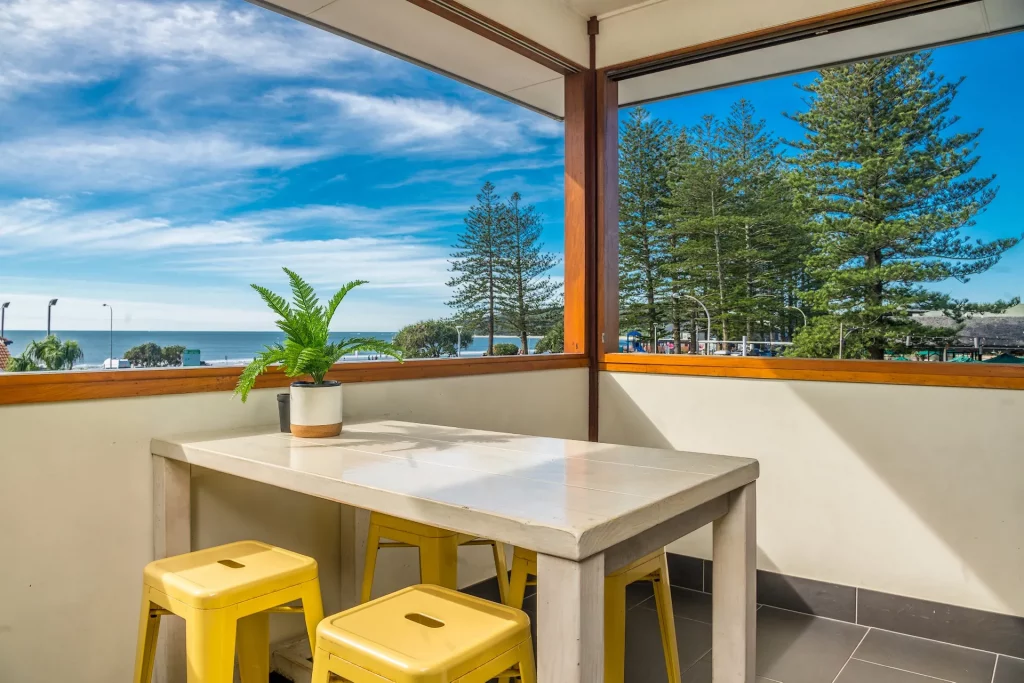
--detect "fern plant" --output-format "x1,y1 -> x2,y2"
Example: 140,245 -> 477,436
234,268 -> 403,402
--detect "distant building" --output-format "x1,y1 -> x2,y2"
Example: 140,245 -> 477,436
914,303 -> 1024,349
183,349 -> 201,367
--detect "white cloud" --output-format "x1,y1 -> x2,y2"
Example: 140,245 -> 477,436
308,89 -> 561,155
0,131 -> 326,192
0,0 -> 369,96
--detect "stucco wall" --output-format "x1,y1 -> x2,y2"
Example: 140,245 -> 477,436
600,371 -> 1024,617
0,368 -> 587,683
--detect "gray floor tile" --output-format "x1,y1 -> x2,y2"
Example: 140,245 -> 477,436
853,629 -> 996,683
679,653 -> 781,683
994,655 -> 1024,683
625,604 -> 712,683
627,581 -> 656,609
640,585 -> 713,624
836,659 -> 946,683
757,606 -> 868,683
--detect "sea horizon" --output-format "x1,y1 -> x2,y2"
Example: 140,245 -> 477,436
1,330 -> 543,368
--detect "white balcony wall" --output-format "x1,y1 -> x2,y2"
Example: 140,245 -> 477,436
0,368 -> 587,683
600,371 -> 1024,618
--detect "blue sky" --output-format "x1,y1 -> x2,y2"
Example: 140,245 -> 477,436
0,0 -> 565,331
1,2 -> 1020,332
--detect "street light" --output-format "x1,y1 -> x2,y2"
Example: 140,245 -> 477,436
455,325 -> 463,358
1,302 -> 9,340
681,294 -> 712,355
47,299 -> 58,337
838,322 -> 860,359
785,305 -> 808,327
102,304 -> 115,369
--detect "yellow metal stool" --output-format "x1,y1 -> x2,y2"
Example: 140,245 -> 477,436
132,540 -> 324,683
506,547 -> 682,683
311,584 -> 536,683
362,512 -> 510,604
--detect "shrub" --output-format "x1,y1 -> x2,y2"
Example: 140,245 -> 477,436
534,321 -> 564,354
491,342 -> 520,356
393,319 -> 472,358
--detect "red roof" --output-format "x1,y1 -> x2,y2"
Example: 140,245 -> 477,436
0,340 -> 11,372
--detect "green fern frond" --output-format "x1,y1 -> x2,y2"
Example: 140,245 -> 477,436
325,280 -> 368,328
234,346 -> 285,402
283,268 -> 320,317
251,284 -> 292,321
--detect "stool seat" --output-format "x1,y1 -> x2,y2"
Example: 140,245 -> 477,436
144,540 -> 318,610
134,541 -> 324,683
362,512 -> 510,605
315,585 -> 534,683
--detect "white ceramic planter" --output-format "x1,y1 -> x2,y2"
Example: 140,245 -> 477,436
289,381 -> 343,437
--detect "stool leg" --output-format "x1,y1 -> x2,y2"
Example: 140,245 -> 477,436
419,535 -> 458,589
186,609 -> 237,683
310,647 -> 331,683
492,541 -> 511,605
236,612 -> 269,683
361,521 -> 381,603
517,639 -> 538,683
132,597 -> 161,683
508,552 -> 529,610
604,576 -> 628,683
299,579 -> 325,654
652,556 -> 683,683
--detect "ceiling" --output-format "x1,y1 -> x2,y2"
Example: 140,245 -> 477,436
251,0 -> 1024,119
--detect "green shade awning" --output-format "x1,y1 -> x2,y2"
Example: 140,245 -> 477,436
982,353 -> 1024,364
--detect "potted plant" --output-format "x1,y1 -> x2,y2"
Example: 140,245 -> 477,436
234,268 -> 403,437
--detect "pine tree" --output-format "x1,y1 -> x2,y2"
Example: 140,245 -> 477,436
496,192 -> 559,353
787,52 -> 1018,359
722,100 -> 806,343
447,182 -> 510,355
663,114 -> 743,343
619,107 -> 674,348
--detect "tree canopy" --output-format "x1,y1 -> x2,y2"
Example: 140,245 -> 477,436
617,51 -> 1019,359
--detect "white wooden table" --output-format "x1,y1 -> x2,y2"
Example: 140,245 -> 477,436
151,419 -> 758,683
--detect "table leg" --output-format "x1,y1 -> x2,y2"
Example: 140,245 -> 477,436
712,483 -> 756,683
153,456 -> 191,683
536,553 -> 604,683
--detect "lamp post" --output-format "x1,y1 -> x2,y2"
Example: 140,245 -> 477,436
838,323 -> 860,359
786,305 -> 808,327
1,302 -> 9,340
102,304 -> 114,369
681,294 -> 712,355
47,299 -> 58,337
455,325 -> 463,358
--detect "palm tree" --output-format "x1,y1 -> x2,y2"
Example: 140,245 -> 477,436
6,352 -> 40,372
26,335 -> 85,370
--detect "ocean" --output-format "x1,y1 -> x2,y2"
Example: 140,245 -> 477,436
1,330 -> 540,368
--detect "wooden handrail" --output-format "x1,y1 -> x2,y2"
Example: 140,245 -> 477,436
0,354 -> 588,406
600,353 -> 1024,390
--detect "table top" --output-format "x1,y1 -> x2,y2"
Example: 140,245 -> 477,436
152,420 -> 758,560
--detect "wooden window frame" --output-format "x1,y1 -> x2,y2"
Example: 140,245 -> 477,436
2,0 -> 1020,407
0,354 -> 588,407
585,1 -> 1024,394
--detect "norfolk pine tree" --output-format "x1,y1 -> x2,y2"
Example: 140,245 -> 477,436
619,107 -> 674,348
447,181 -> 510,356
496,192 -> 559,353
787,52 -> 1018,359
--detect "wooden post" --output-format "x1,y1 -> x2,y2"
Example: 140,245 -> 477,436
564,21 -> 619,441
536,553 -> 605,683
152,456 -> 191,683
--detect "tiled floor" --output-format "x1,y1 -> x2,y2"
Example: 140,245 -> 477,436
461,580 -> 1024,683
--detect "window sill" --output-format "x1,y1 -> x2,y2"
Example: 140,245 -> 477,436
0,354 -> 588,406
599,353 -> 1024,390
